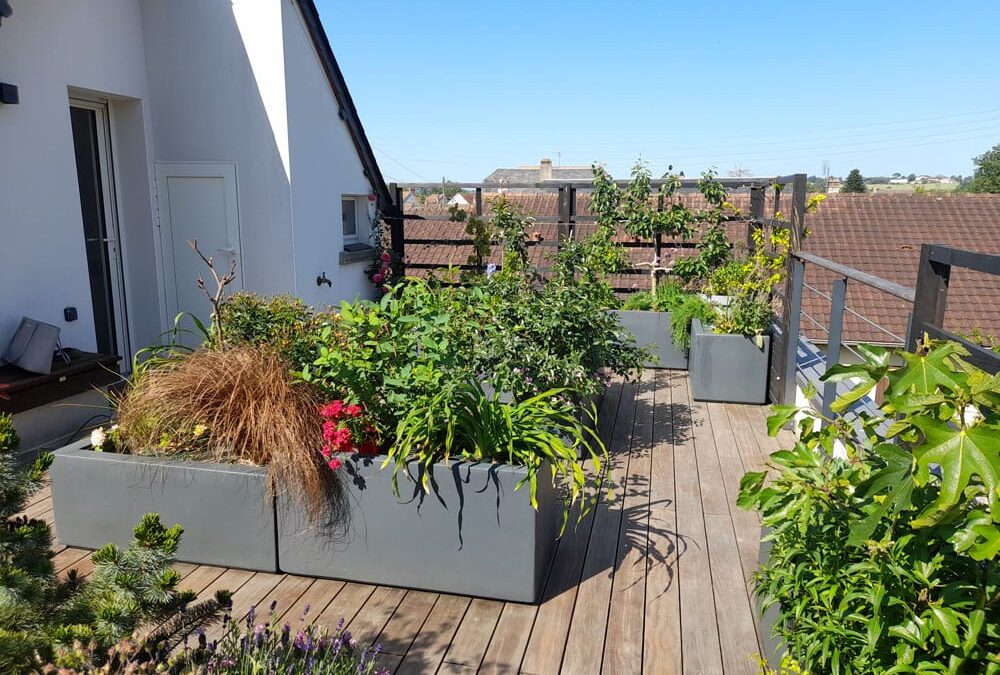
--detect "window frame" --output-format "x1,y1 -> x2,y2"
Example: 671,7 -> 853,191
342,196 -> 360,243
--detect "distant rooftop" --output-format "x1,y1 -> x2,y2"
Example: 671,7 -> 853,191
484,158 -> 594,184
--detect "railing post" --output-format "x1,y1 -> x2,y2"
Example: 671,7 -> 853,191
475,187 -> 483,217
557,184 -> 570,243
821,277 -> 847,424
568,185 -> 577,240
781,257 -> 805,405
790,173 -> 807,252
906,243 -> 950,351
387,182 -> 405,278
748,185 -> 765,248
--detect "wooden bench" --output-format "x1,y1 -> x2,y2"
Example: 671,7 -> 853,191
0,350 -> 121,415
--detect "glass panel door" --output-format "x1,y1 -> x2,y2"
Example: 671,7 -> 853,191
69,101 -> 128,361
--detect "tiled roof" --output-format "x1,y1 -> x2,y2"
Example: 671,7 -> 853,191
483,167 -> 596,183
401,193 -> 1000,345
800,194 -> 1000,345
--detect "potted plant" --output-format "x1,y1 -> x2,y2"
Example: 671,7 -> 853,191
689,226 -> 789,404
277,380 -> 601,603
591,163 -> 743,369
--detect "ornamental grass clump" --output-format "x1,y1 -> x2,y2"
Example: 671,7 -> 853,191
114,345 -> 342,524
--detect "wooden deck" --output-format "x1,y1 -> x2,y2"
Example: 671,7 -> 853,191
22,370 -> 790,674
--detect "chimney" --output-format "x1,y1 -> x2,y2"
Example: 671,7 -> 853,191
539,158 -> 553,181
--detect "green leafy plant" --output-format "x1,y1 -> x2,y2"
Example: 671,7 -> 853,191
389,379 -> 605,532
215,293 -> 326,369
739,338 -> 1000,673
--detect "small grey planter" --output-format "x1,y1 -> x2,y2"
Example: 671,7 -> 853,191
612,309 -> 688,369
277,456 -> 561,603
689,318 -> 771,404
51,440 -> 278,572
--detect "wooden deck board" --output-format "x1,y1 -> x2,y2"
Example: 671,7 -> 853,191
520,380 -> 624,675
20,371 -> 781,674
560,379 -> 638,675
643,370 -> 682,675
673,374 -> 725,674
603,374 -> 654,674
395,594 -> 470,674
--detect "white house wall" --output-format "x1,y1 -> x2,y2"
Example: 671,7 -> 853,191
139,0 -> 297,301
282,0 -> 376,307
2,0 -> 377,365
0,0 -> 156,352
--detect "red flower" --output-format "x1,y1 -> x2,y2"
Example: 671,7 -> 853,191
359,439 -> 379,455
321,420 -> 337,442
380,252 -> 391,263
331,426 -> 351,450
320,446 -> 332,458
372,273 -> 384,284
321,401 -> 344,419
328,458 -> 343,471
344,404 -> 362,418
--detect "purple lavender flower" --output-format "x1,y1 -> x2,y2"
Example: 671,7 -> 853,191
281,622 -> 291,646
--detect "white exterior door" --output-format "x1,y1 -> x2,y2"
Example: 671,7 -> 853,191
155,163 -> 242,346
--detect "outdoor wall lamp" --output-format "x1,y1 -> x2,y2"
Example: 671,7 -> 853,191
0,83 -> 18,104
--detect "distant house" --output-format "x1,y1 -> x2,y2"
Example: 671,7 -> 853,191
484,158 -> 594,191
889,178 -> 909,184
448,192 -> 475,208
0,0 -> 390,453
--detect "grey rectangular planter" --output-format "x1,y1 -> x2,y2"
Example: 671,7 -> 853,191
277,456 -> 561,603
612,309 -> 688,369
51,439 -> 278,572
689,318 -> 771,404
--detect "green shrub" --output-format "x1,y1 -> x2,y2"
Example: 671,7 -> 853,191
216,293 -> 324,369
0,419 -> 225,671
739,338 -> 1000,673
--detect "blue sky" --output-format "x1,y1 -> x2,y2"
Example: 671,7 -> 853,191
318,1 -> 1000,183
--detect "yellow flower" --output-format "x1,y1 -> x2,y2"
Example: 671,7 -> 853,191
192,424 -> 207,438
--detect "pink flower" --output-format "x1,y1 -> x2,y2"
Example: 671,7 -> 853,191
367,193 -> 376,202
344,404 -> 362,418
328,458 -> 342,471
331,426 -> 351,450
321,401 -> 344,419
320,446 -> 331,458
380,252 -> 391,263
322,420 -> 337,442
372,273 -> 384,284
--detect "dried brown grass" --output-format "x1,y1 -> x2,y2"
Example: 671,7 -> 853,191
114,346 -> 341,524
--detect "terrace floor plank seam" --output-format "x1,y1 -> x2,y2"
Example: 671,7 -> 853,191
21,371 -> 779,674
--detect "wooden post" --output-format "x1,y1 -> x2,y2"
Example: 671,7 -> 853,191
906,243 -> 950,350
790,173 -> 807,251
475,187 -> 483,217
771,175 -> 808,404
568,185 -> 577,240
821,277 -> 847,425
780,258 -> 806,405
748,185 -> 765,248
387,182 -> 405,278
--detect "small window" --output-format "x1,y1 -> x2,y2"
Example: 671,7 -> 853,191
342,198 -> 358,241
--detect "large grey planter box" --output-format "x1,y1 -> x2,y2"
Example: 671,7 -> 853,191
277,456 -> 561,603
612,310 -> 688,369
51,440 -> 278,572
689,318 -> 771,404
